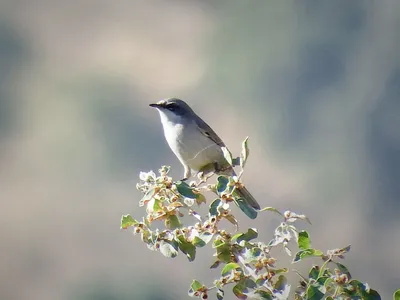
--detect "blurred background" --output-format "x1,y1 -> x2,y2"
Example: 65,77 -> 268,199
1,1 -> 399,299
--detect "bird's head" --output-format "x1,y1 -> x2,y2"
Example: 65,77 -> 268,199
150,98 -> 195,125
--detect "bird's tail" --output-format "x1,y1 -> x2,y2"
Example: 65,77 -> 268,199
235,185 -> 260,210
216,168 -> 261,210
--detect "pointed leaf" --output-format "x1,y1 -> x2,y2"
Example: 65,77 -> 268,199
232,283 -> 246,299
175,181 -> 197,199
139,187 -> 156,206
306,283 -> 324,300
240,137 -> 249,168
165,215 -> 182,229
221,262 -> 241,276
233,279 -> 257,299
242,247 -> 262,262
235,198 -> 258,219
217,176 -> 229,194
159,240 -> 178,258
274,275 -> 287,291
177,235 -> 196,261
232,157 -> 241,167
195,193 -> 206,205
298,231 -> 311,250
192,236 -> 206,247
210,260 -> 221,269
224,214 -> 238,229
198,232 -> 214,245
293,249 -> 324,263
232,228 -> 258,243
254,290 -> 273,299
217,289 -> 224,300
120,215 -> 138,229
260,206 -> 283,216
335,262 -> 351,279
209,198 -> 222,216
309,266 -> 319,280
221,147 -> 233,166
191,279 -> 202,291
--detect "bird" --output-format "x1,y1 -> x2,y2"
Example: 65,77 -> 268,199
149,98 -> 260,210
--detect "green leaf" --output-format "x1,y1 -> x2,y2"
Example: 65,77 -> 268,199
335,262 -> 351,279
273,267 -> 288,274
298,231 -> 311,250
165,215 -> 182,229
306,283 -> 324,300
214,241 -> 232,263
232,279 -> 257,299
209,198 -> 222,216
188,279 -> 203,296
213,238 -> 225,248
217,289 -> 224,300
191,280 -> 202,291
221,147 -> 233,166
240,137 -> 249,168
242,247 -> 262,262
195,193 -> 206,205
175,181 -> 197,199
244,278 -> 257,289
221,262 -> 241,276
210,260 -> 221,269
394,289 -> 400,300
176,235 -> 196,262
274,275 -> 287,291
259,206 -> 283,216
192,236 -> 206,247
315,275 -> 328,284
139,187 -> 156,206
120,215 -> 138,229
217,249 -> 232,263
232,157 -> 241,167
224,214 -> 238,228
235,198 -> 258,219
232,228 -> 258,243
232,283 -> 246,299
323,277 -> 335,290
140,229 -> 151,243
217,176 -> 229,194
365,289 -> 381,300
147,198 -> 163,213
198,232 -> 214,245
254,290 -> 273,299
308,266 -> 319,280
293,249 -> 324,263
159,240 -> 178,258
346,280 -> 381,299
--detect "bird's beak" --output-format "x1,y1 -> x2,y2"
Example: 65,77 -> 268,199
149,103 -> 160,108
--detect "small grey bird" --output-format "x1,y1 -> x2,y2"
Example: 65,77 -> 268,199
149,98 -> 260,210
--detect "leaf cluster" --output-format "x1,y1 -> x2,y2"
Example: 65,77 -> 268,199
121,139 -> 389,299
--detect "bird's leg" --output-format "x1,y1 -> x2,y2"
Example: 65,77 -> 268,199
213,162 -> 221,173
214,161 -> 233,175
181,165 -> 191,181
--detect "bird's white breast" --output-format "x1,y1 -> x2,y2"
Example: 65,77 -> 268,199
158,110 -> 222,172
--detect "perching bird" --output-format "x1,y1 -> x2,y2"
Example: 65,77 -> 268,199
149,98 -> 260,210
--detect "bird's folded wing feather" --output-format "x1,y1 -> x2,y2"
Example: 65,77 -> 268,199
194,117 -> 225,147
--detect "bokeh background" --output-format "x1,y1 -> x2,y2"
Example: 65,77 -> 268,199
1,1 -> 399,299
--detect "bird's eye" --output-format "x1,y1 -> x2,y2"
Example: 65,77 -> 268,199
166,103 -> 179,112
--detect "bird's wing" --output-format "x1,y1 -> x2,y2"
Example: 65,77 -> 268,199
194,117 -> 225,147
